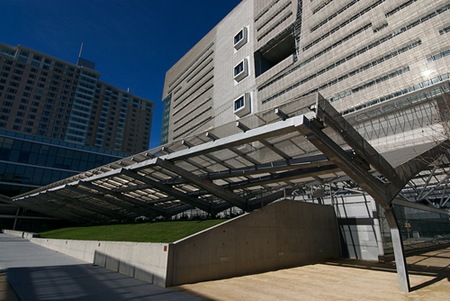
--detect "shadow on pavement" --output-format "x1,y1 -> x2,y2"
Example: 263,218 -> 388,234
7,264 -> 203,301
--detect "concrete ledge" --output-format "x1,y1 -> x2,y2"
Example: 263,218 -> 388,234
29,238 -> 170,287
2,229 -> 171,287
2,229 -> 39,240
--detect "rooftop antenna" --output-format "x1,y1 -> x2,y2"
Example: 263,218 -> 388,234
76,43 -> 95,69
78,42 -> 84,58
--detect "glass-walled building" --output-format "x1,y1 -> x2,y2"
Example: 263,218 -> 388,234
0,130 -> 125,196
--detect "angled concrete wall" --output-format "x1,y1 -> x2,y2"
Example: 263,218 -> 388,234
166,200 -> 340,286
29,237 -> 170,287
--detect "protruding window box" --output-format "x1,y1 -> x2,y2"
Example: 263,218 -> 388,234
234,59 -> 248,82
233,93 -> 251,117
234,27 -> 248,50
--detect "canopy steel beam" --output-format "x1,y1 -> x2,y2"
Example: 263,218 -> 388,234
225,165 -> 341,190
0,195 -> 12,205
203,153 -> 345,181
315,94 -> 402,187
28,193 -> 93,224
394,140 -> 450,188
121,168 -> 214,214
275,108 -> 289,120
61,186 -> 127,221
44,194 -> 115,224
295,117 -> 394,208
237,120 -> 291,160
295,114 -> 411,292
155,158 -> 248,211
125,117 -> 304,174
206,159 -> 333,181
182,140 -> 236,170
78,181 -> 166,218
114,183 -> 153,193
163,117 -> 302,162
248,189 -> 294,211
229,147 -> 260,165
260,140 -> 292,160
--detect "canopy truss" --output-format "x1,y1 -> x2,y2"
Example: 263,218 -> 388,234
8,82 -> 450,292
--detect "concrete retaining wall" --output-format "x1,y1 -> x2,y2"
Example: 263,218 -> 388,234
29,237 -> 170,287
2,229 -> 38,240
4,200 -> 341,288
166,200 -> 340,286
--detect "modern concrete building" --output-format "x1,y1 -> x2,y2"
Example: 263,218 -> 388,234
157,0 -> 450,291
162,0 -> 449,143
161,2 -> 450,220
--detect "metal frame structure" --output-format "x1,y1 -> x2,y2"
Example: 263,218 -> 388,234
8,85 -> 450,292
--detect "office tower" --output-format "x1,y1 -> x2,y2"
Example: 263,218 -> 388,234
0,44 -> 154,196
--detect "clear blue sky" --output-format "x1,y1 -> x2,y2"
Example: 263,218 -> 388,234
1,0 -> 241,148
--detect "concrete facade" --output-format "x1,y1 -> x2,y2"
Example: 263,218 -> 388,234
162,0 -> 450,148
166,200 -> 340,286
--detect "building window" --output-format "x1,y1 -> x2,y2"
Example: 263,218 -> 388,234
233,93 -> 251,117
234,96 -> 245,111
234,27 -> 248,50
234,59 -> 249,82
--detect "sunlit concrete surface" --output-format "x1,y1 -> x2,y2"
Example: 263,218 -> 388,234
0,234 -> 202,301
176,247 -> 450,301
1,236 -> 449,300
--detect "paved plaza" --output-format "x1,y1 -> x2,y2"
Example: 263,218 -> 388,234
176,248 -> 450,300
1,233 -> 449,300
0,233 -> 201,301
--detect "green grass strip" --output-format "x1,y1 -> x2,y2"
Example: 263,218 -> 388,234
40,219 -> 225,243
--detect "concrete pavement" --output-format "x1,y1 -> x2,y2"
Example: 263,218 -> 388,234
0,233 -> 203,301
2,232 -> 450,300
176,248 -> 450,300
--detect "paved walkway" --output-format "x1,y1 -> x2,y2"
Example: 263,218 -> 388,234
0,233 -> 202,301
2,233 -> 450,300
176,247 -> 450,300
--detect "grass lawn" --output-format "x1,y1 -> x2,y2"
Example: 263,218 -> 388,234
39,219 -> 225,243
